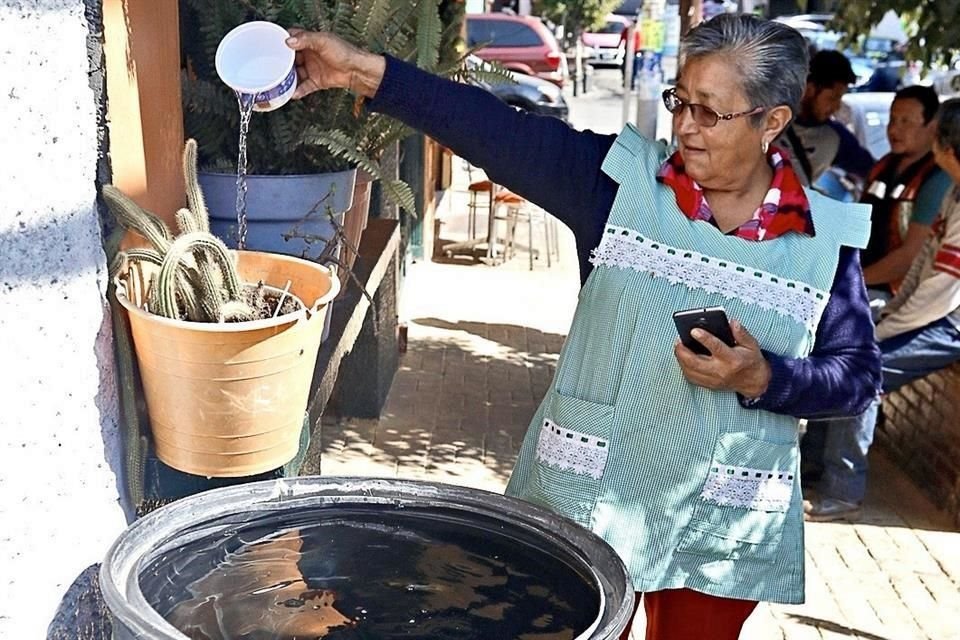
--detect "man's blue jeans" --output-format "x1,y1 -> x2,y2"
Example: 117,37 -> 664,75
803,317 -> 960,503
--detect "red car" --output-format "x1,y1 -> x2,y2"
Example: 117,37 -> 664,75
466,13 -> 568,87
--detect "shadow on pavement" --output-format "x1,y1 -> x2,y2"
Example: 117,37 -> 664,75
785,614 -> 892,640
412,317 -> 565,362
318,319 -> 567,490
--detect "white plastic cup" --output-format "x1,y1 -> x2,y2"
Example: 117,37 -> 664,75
215,21 -> 297,112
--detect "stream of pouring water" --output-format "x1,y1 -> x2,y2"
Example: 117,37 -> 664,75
234,92 -> 255,250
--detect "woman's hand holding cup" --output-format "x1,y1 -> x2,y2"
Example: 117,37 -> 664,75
285,29 -> 386,100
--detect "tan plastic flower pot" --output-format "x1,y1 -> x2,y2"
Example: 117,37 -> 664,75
116,251 -> 340,478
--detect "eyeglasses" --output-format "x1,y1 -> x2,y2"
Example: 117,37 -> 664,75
662,88 -> 765,128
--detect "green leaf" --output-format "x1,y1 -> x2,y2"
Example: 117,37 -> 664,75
380,3 -> 419,54
352,0 -> 393,46
380,179 -> 418,218
331,0 -> 356,43
416,0 -> 441,71
455,53 -> 515,85
833,0 -> 960,68
306,127 -> 418,216
307,128 -> 381,175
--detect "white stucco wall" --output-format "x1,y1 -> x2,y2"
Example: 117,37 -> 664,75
0,1 -> 127,636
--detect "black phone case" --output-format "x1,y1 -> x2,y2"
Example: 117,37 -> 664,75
673,307 -> 736,356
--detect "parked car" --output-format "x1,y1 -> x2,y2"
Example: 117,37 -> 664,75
466,55 -> 570,121
487,71 -> 570,120
580,14 -> 631,68
773,13 -> 834,31
466,13 -> 568,86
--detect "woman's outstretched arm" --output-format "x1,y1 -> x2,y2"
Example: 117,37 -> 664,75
286,31 -> 618,238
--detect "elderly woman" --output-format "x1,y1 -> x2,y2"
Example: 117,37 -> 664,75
286,14 -> 881,639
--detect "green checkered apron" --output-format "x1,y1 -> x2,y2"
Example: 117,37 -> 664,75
506,125 -> 871,604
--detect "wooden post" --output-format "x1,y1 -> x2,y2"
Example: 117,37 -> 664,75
421,137 -> 439,261
103,0 -> 185,226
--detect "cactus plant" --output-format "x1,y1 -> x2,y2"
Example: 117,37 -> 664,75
103,139 -> 259,322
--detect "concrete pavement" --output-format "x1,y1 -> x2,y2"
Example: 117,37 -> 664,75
319,151 -> 960,639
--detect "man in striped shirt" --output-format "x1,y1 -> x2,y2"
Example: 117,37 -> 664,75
803,99 -> 960,521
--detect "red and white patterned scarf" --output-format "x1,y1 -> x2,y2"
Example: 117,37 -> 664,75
656,145 -> 816,242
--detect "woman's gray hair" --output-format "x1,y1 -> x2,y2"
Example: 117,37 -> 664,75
680,14 -> 809,123
937,98 -> 960,161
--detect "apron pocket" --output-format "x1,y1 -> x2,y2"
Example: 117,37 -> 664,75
675,506 -> 783,564
676,432 -> 797,565
528,390 -> 615,527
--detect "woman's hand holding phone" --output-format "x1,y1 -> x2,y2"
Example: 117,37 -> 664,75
673,311 -> 772,399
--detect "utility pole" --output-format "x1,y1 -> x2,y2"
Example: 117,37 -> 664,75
621,18 -> 637,126
634,0 -> 666,139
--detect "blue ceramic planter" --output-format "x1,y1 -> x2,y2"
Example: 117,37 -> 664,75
199,168 -> 357,257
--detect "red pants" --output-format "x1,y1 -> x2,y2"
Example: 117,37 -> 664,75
618,589 -> 758,640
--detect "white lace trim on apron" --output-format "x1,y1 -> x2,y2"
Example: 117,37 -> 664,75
700,464 -> 794,512
589,225 -> 831,332
535,418 -> 609,480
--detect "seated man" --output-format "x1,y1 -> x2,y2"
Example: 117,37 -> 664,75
779,50 -> 875,186
860,86 -> 952,295
803,98 -> 960,521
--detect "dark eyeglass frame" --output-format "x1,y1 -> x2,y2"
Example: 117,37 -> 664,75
662,88 -> 766,127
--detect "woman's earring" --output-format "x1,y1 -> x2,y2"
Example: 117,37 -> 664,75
761,139 -> 770,154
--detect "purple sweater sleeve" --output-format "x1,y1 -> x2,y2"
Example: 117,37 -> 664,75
369,55 -> 881,419
743,246 -> 882,418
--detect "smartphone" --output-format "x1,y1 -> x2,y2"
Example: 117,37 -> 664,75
673,306 -> 736,356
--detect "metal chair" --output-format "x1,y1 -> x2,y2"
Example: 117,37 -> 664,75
466,179 -> 495,241
499,193 -> 558,270
444,178 -> 511,264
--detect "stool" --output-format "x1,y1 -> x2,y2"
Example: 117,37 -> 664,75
497,192 -> 556,271
467,180 -> 495,240
443,179 -> 510,264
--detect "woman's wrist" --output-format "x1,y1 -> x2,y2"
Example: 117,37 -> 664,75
347,52 -> 387,98
738,359 -> 772,399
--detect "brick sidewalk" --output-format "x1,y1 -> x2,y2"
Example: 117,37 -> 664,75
319,168 -> 960,640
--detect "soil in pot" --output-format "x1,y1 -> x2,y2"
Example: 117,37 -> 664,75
229,282 -> 302,322
162,282 -> 304,323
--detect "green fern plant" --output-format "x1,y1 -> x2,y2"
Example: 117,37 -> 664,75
105,139 -> 260,323
180,0 -> 499,218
